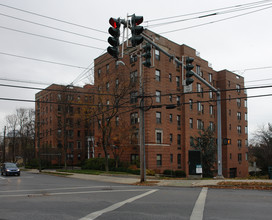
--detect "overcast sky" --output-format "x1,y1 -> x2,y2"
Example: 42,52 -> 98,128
0,0 -> 272,140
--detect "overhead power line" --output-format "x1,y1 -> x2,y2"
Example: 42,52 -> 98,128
0,3 -> 107,34
0,51 -> 92,70
0,25 -> 105,50
148,2 -> 272,28
159,4 -> 272,34
146,0 -> 272,23
0,12 -> 106,43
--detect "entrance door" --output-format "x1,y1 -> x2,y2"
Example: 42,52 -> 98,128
229,168 -> 237,178
189,150 -> 201,175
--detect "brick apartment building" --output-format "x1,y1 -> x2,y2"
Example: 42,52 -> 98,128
93,29 -> 248,178
35,84 -> 95,166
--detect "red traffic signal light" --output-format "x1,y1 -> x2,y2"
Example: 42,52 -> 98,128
109,17 -> 121,28
107,17 -> 121,59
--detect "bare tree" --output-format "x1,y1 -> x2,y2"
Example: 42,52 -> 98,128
5,114 -> 18,162
92,64 -> 137,172
249,123 -> 272,173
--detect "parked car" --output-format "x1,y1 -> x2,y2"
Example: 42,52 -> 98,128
1,162 -> 20,176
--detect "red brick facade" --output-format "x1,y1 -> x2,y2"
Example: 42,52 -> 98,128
35,84 -> 95,166
35,30 -> 248,177
93,30 -> 248,177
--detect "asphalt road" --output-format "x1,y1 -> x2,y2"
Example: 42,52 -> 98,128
0,171 -> 272,220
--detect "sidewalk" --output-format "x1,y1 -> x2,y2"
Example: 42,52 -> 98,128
26,169 -> 272,188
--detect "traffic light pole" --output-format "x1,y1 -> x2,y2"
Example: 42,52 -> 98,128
139,46 -> 146,183
141,33 -> 223,178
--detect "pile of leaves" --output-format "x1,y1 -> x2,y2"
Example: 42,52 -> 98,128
210,181 -> 272,190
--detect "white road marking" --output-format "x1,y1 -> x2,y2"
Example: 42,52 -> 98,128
79,189 -> 158,220
0,177 -> 6,180
1,185 -> 133,193
190,187 -> 208,220
0,189 -> 153,198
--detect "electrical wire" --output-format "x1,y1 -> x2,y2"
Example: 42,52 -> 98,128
0,51 -> 92,70
0,3 -> 107,34
0,12 -> 106,43
145,0 -> 272,23
147,1 -> 272,28
159,5 -> 272,35
0,25 -> 105,50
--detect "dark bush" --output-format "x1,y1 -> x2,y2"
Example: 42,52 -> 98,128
82,158 -> 115,171
163,170 -> 175,176
174,170 -> 186,177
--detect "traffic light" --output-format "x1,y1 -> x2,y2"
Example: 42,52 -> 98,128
107,17 -> 121,59
131,14 -> 144,47
185,57 -> 194,85
142,43 -> 151,68
223,138 -> 231,145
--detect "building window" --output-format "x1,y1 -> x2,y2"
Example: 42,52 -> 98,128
245,112 -> 248,121
130,112 -> 138,125
245,139 -> 248,147
156,112 -> 161,124
244,99 -> 247,107
115,116 -> 119,126
176,96 -> 180,106
157,154 -> 162,167
130,71 -> 138,83
77,141 -> 81,149
156,90 -> 161,103
106,100 -> 110,110
130,91 -> 138,104
130,54 -> 137,63
237,125 -> 242,134
245,126 -> 248,134
229,109 -> 231,116
197,102 -> 202,112
237,98 -> 241,107
115,78 -> 119,88
245,152 -> 248,161
177,154 -> 181,168
209,122 -> 214,131
209,105 -> 213,115
177,115 -> 181,126
209,90 -> 213,99
169,114 -> 173,122
177,134 -> 181,145
169,94 -> 173,102
189,99 -> 193,110
197,120 -> 204,130
189,118 -> 193,128
238,153 -> 242,162
155,49 -> 160,60
236,84 -> 241,93
208,73 -> 212,82
169,73 -> 172,82
176,76 -> 180,87
190,136 -> 194,147
197,83 -> 201,93
98,68 -> 101,78
155,69 -> 161,81
170,133 -> 173,143
196,65 -> 200,75
106,64 -> 109,73
156,130 -> 163,144
237,112 -> 241,120
106,82 -> 109,91
170,154 -> 173,163
238,139 -> 242,148
131,154 -> 139,164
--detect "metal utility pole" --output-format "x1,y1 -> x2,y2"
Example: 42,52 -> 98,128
139,46 -> 146,183
2,126 -> 6,163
